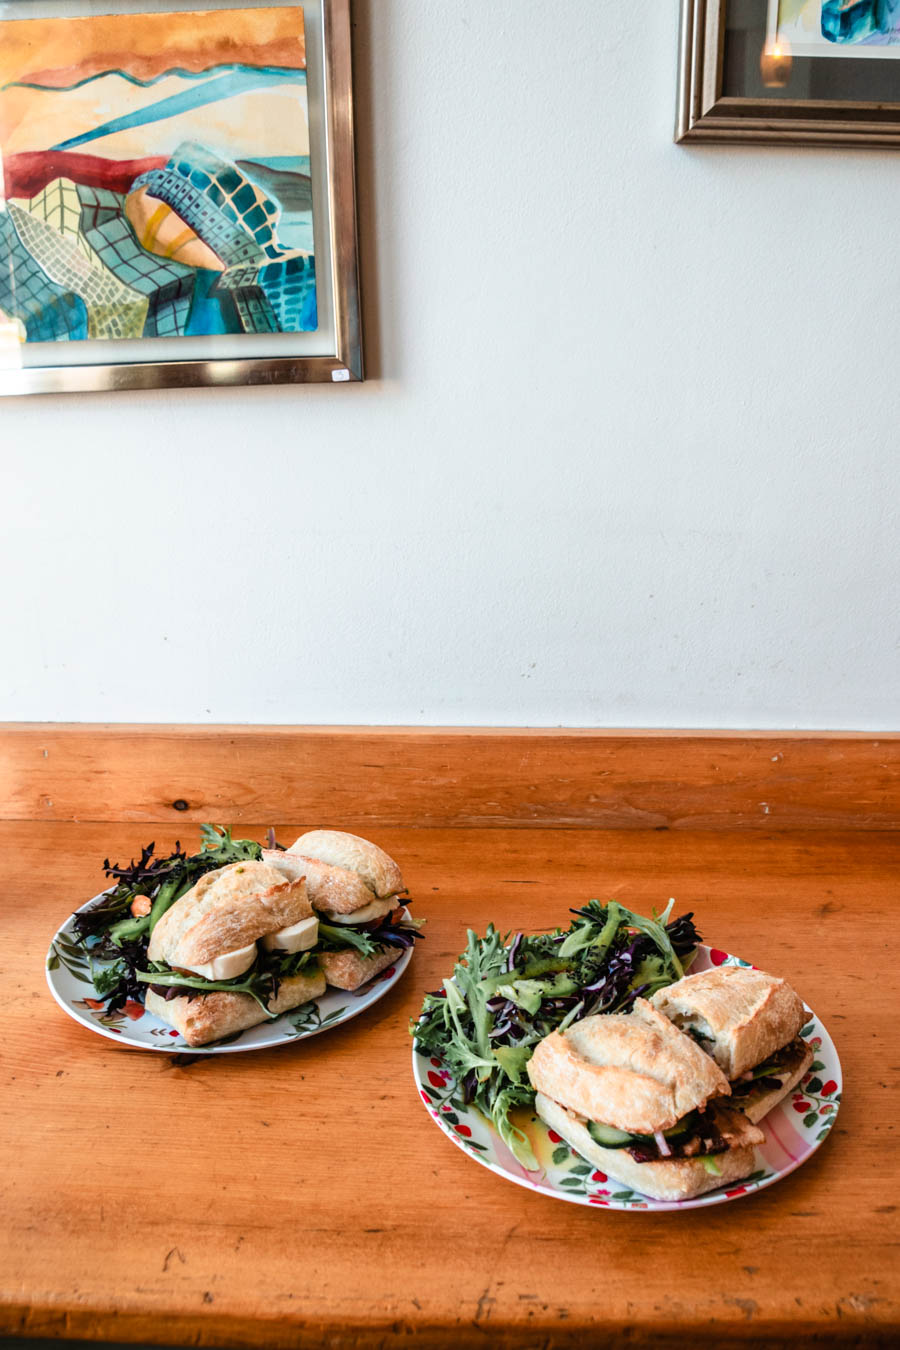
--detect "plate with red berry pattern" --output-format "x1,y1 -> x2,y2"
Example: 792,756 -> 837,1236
46,895 -> 414,1054
412,945 -> 841,1211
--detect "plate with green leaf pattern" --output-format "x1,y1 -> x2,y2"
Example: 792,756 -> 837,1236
47,895 -> 413,1053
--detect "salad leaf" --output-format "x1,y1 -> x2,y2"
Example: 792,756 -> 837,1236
413,901 -> 702,1168
491,1085 -> 538,1170
137,949 -> 318,1017
138,967 -> 275,1017
495,979 -> 545,1015
75,825 -> 263,949
316,921 -> 382,958
315,912 -> 424,959
492,1044 -> 532,1084
73,825 -> 268,1010
90,958 -> 128,998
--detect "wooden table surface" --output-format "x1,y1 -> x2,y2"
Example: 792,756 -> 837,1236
3,821 -> 898,1348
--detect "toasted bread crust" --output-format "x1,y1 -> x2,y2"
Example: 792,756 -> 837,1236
260,850 -> 309,883
317,945 -> 398,991
650,966 -> 807,1079
288,830 -> 404,900
288,855 -> 378,917
527,1000 -> 731,1134
534,1092 -> 764,1202
148,860 -> 312,967
144,966 -> 326,1047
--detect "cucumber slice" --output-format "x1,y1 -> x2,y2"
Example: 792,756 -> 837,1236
587,1121 -> 634,1148
751,1056 -> 783,1079
661,1110 -> 698,1141
587,1112 -> 700,1150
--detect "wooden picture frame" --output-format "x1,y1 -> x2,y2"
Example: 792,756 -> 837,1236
677,0 -> 900,146
0,0 -> 362,397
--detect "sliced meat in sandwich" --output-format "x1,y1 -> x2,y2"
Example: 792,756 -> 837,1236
141,859 -> 325,1045
527,999 -> 764,1202
650,964 -> 812,1123
264,830 -> 418,991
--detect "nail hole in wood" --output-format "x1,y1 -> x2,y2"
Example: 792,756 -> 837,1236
172,799 -> 189,812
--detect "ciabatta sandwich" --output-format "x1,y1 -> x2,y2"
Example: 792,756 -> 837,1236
650,965 -> 812,1124
141,859 -> 325,1045
527,1000 -> 764,1201
264,830 -> 418,991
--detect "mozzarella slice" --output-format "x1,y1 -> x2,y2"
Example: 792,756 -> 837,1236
261,914 -> 319,953
323,895 -> 398,925
179,942 -> 257,981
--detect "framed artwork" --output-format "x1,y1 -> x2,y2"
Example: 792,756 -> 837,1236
0,0 -> 361,396
677,0 -> 900,145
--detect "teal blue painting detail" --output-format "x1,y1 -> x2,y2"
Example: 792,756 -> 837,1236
50,67 -> 305,153
821,0 -> 900,44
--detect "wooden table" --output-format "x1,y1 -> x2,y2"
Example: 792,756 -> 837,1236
2,729 -> 899,1347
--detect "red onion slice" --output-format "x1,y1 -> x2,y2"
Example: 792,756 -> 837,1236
654,1129 -> 672,1157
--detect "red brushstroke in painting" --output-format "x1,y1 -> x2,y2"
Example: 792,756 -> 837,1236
2,150 -> 167,199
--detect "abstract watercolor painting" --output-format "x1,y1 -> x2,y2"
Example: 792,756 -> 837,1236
0,5 -> 317,344
768,0 -> 900,58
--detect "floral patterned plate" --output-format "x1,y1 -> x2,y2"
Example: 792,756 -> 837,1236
46,897 -> 414,1053
413,944 -> 841,1211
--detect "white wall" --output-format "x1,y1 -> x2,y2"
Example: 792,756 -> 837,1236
1,1 -> 897,729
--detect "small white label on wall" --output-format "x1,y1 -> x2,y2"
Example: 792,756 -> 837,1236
331,368 -> 351,382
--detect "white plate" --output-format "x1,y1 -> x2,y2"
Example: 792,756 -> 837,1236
47,894 -> 413,1053
413,944 -> 841,1210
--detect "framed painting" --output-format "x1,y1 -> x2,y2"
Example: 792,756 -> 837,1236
0,0 -> 361,396
677,0 -> 900,145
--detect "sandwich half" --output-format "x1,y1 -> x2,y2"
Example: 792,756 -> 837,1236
527,999 -> 764,1202
650,965 -> 812,1124
266,830 -> 417,991
142,858 -> 326,1045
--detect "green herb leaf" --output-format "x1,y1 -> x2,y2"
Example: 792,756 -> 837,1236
136,967 -> 275,1016
491,1085 -> 538,1170
90,959 -> 128,998
315,922 -> 380,958
495,979 -> 545,1015
492,1044 -> 533,1085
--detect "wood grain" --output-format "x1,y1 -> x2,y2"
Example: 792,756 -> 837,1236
2,724 -> 899,829
2,820 -> 898,1347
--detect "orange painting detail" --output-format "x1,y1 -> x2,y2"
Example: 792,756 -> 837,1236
0,7 -> 305,89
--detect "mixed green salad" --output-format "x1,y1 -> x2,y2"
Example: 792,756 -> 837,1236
413,899 -> 701,1168
71,824 -> 421,1017
72,824 -> 265,1010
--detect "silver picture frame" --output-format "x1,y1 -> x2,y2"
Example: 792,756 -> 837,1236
677,0 -> 900,147
0,0 -> 362,396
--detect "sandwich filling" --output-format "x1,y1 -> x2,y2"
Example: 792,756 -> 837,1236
320,894 -> 398,926
727,1035 -> 810,1102
136,945 -> 320,1016
315,902 -> 422,961
556,1099 -> 758,1169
